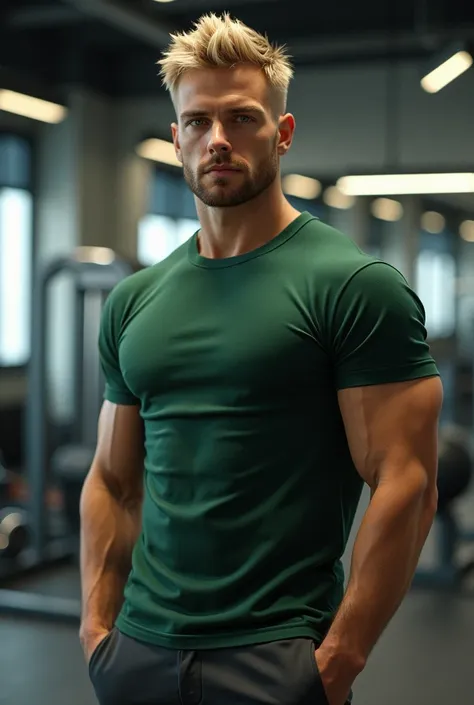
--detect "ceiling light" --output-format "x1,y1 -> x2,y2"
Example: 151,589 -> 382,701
323,186 -> 355,210
421,49 -> 473,93
337,173 -> 474,196
136,138 -> 182,167
421,211 -> 446,233
153,0 -> 176,3
74,246 -> 116,265
371,198 -> 404,222
282,174 -> 321,200
460,220 -> 474,242
0,89 -> 67,124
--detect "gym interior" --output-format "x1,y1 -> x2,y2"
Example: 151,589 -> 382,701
1,2 -> 474,704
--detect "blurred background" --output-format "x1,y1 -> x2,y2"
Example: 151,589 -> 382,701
0,1 -> 474,704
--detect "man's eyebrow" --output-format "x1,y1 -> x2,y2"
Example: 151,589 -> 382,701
180,105 -> 265,120
228,105 -> 265,115
180,110 -> 209,120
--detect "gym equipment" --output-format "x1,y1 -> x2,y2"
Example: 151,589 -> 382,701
412,425 -> 474,591
0,507 -> 29,559
0,246 -> 135,622
0,453 -> 9,506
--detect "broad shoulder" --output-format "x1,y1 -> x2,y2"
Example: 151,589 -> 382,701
105,242 -> 187,315
300,218 -> 402,291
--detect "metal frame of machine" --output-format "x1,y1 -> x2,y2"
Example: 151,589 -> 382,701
0,248 -> 134,622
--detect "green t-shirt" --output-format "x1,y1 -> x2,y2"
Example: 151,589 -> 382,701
99,212 -> 438,650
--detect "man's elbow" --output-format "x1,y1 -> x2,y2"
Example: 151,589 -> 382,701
422,484 -> 438,519
410,463 -> 438,527
379,461 -> 437,514
413,462 -> 438,515
402,466 -> 438,538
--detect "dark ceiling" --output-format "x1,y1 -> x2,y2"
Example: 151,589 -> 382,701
1,0 -> 474,99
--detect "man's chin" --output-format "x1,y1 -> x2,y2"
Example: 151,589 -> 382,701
198,195 -> 248,208
194,183 -> 252,208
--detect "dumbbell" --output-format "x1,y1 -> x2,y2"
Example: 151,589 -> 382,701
0,507 -> 29,559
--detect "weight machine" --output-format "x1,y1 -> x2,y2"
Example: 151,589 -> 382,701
0,247 -> 134,622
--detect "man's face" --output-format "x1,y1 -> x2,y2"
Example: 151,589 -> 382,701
171,65 -> 294,208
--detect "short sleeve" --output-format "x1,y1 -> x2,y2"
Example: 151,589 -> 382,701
330,261 -> 439,390
98,291 -> 139,406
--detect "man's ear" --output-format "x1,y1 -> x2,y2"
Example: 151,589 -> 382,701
277,113 -> 296,157
171,123 -> 183,163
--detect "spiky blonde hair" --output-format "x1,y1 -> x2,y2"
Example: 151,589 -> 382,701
157,13 -> 294,110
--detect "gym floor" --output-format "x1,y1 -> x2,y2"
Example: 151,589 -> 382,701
2,487 -> 474,705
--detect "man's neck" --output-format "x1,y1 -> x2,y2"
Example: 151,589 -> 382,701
195,187 -> 301,260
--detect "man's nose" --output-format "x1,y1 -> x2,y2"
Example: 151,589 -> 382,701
208,122 -> 232,155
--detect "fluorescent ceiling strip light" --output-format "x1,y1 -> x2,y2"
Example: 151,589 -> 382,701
421,211 -> 446,234
282,174 -> 321,199
371,198 -> 404,222
323,186 -> 355,209
460,220 -> 474,242
136,138 -> 182,167
0,89 -> 67,124
337,173 -> 474,196
421,50 -> 473,93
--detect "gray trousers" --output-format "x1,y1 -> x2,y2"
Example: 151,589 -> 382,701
88,628 -> 349,705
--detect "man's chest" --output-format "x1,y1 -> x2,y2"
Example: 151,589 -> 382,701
118,272 -> 330,405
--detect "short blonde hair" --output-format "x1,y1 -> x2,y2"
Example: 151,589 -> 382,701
157,13 -> 294,110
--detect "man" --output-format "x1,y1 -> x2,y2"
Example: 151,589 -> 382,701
80,12 -> 442,705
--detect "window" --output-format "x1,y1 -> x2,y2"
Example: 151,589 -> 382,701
0,188 -> 33,365
0,135 -> 33,366
138,214 -> 200,267
138,167 -> 199,266
416,250 -> 456,338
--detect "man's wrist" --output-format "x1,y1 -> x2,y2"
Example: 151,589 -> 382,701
79,620 -> 112,644
317,637 -> 366,682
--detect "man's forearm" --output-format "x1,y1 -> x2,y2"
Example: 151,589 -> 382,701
320,472 -> 437,675
79,469 -> 141,641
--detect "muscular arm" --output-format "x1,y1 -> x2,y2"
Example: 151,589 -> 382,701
317,375 -> 442,696
79,401 -> 144,655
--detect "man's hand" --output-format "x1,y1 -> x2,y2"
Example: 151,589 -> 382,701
80,627 -> 111,664
315,646 -> 359,705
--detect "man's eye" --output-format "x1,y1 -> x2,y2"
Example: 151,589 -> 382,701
235,115 -> 252,123
188,119 -> 207,127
